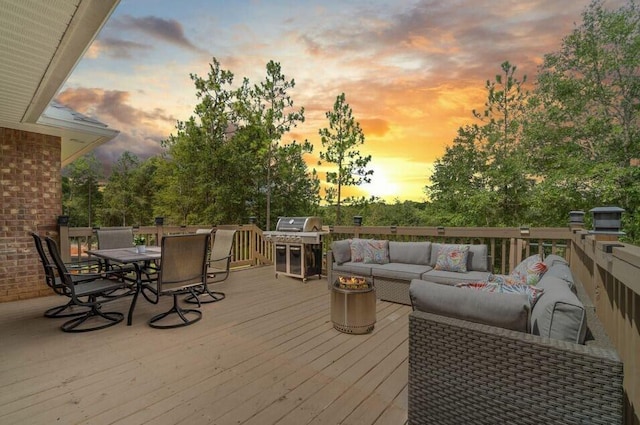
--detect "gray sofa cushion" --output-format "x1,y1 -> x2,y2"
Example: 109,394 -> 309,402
544,254 -> 568,267
421,269 -> 491,286
388,241 -> 431,265
531,276 -> 587,343
430,243 -> 488,272
372,263 -> 433,281
543,263 -> 576,291
331,240 -> 351,265
332,262 -> 373,277
410,279 -> 530,332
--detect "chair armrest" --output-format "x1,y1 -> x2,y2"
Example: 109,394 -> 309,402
408,310 -> 623,424
207,254 -> 232,264
65,258 -> 102,272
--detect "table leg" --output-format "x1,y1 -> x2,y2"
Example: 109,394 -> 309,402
127,263 -> 142,326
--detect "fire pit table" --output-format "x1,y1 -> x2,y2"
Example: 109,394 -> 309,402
331,276 -> 376,334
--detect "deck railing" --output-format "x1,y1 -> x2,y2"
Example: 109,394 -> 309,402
570,231 -> 639,424
58,224 -> 273,268
57,223 -> 638,423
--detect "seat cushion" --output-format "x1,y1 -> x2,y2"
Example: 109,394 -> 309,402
421,269 -> 491,286
388,241 -> 431,265
531,276 -> 587,343
332,262 -> 373,277
410,279 -> 530,332
372,263 -> 433,281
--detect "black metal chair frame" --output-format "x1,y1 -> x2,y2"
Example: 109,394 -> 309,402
184,229 -> 235,305
142,233 -> 210,329
31,232 -> 100,318
45,237 -> 134,333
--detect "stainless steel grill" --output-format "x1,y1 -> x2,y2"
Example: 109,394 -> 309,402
264,216 -> 325,281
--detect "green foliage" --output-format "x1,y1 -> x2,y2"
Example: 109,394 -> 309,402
100,151 -> 157,226
426,0 -> 640,241
427,62 -> 533,227
247,60 -> 306,230
318,93 -> 373,224
62,153 -> 103,227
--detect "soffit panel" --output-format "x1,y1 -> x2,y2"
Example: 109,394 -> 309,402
0,0 -> 80,123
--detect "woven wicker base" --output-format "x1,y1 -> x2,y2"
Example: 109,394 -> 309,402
408,311 -> 624,425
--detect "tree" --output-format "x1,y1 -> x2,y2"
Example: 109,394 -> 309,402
426,62 -> 533,226
158,58 -> 236,224
62,153 -> 103,227
530,0 -> 640,238
318,93 -> 373,224
248,61 -> 305,229
101,152 -> 160,226
101,151 -> 139,226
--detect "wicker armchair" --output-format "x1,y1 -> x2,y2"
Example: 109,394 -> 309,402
408,295 -> 624,424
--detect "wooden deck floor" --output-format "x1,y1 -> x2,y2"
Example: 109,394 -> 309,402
0,267 -> 411,425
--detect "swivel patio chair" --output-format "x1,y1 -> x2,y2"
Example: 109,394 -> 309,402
30,232 -> 100,318
46,237 -> 133,332
185,229 -> 235,304
96,227 -> 157,280
144,233 -> 210,329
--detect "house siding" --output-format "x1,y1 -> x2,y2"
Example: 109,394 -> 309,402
0,127 -> 61,302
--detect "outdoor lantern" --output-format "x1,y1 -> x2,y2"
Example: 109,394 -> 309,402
248,216 -> 256,224
57,215 -> 69,226
154,216 -> 164,226
353,216 -> 363,226
569,210 -> 585,230
589,207 -> 625,235
569,210 -> 585,224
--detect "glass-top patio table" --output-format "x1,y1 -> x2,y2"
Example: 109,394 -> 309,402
87,246 -> 162,325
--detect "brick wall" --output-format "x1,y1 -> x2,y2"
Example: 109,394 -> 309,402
0,127 -> 61,302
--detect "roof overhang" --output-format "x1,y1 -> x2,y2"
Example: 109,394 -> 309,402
0,0 -> 120,166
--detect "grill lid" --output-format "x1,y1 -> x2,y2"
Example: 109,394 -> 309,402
275,216 -> 322,232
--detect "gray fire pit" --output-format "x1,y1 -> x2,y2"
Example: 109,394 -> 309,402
331,277 -> 376,334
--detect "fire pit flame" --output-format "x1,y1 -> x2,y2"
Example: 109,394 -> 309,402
337,276 -> 369,289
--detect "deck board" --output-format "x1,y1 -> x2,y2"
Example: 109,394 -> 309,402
0,267 -> 411,425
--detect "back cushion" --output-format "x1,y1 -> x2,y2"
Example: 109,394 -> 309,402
531,276 -> 587,343
543,263 -> 576,291
389,241 -> 431,265
430,243 -> 488,271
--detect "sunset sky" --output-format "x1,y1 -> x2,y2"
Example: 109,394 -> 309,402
59,0 -> 624,202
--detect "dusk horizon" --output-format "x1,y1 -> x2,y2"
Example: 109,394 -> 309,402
60,0 -> 626,203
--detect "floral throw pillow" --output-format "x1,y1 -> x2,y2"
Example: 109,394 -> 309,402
511,254 -> 548,286
349,238 -> 367,263
487,273 -> 523,286
363,239 -> 390,264
457,281 -> 545,307
434,244 -> 470,272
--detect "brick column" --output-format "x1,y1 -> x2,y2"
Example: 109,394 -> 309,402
0,127 -> 62,302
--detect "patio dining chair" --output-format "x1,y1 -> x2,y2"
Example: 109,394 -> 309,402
184,229 -> 236,304
96,227 -> 157,279
30,232 -> 100,318
144,233 -> 210,329
45,237 -> 133,332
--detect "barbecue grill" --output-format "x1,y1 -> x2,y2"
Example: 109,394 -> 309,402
264,217 -> 325,281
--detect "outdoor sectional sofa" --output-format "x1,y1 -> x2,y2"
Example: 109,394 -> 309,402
408,254 -> 624,424
326,239 -> 492,304
326,239 -> 624,424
